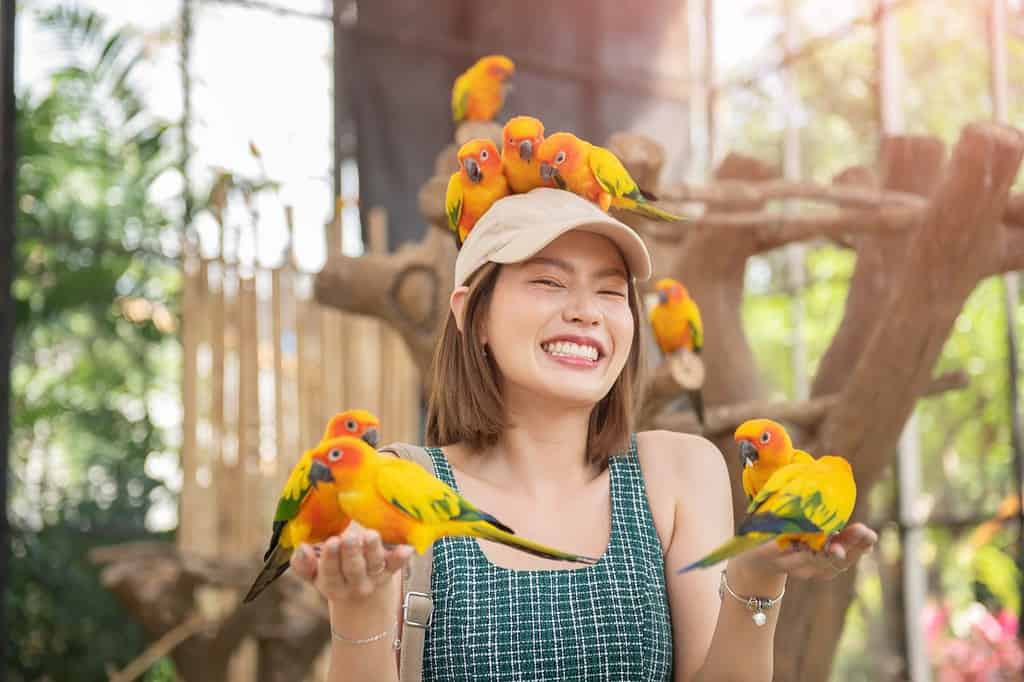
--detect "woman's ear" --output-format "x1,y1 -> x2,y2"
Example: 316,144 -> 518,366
450,286 -> 470,333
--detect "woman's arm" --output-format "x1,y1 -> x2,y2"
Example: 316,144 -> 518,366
642,431 -> 875,682
290,527 -> 413,682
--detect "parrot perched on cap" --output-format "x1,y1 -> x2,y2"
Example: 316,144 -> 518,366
311,436 -> 598,564
649,277 -> 705,425
734,418 -> 814,501
501,115 -> 551,194
677,454 -> 857,573
452,55 -> 515,123
536,131 -> 685,222
243,409 -> 381,603
446,138 -> 510,247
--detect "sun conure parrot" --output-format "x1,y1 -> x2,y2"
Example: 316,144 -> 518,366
536,131 -> 685,222
677,454 -> 857,573
243,409 -> 381,603
452,55 -> 515,123
446,138 -> 510,247
734,418 -> 814,501
649,277 -> 705,425
501,115 -> 551,194
312,436 -> 599,564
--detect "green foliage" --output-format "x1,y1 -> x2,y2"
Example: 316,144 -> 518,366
8,4 -> 180,680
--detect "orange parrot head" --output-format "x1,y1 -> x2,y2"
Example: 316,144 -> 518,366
321,409 -> 380,447
457,138 -> 502,184
734,419 -> 794,471
475,54 -> 515,81
536,132 -> 587,189
502,115 -> 546,164
654,277 -> 689,305
308,436 -> 376,489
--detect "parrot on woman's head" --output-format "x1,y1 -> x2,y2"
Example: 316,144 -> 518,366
535,131 -> 685,222
452,55 -> 516,123
649,277 -> 705,425
243,409 -> 381,603
446,138 -> 510,247
677,454 -> 857,573
734,418 -> 814,501
310,436 -> 598,565
501,115 -> 551,194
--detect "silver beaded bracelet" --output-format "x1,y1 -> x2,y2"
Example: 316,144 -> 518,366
718,570 -> 786,627
331,622 -> 400,649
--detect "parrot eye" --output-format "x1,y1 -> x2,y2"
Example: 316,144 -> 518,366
345,419 -> 358,432
760,432 -> 771,444
328,448 -> 343,462
480,149 -> 489,161
555,150 -> 567,165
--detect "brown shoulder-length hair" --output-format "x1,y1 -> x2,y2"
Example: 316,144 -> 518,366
425,261 -> 646,469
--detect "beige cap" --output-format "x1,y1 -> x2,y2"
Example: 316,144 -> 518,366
454,188 -> 652,287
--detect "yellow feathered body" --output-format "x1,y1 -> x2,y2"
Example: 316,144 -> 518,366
451,55 -> 515,123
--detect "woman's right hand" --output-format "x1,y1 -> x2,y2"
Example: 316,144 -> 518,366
290,524 -> 414,607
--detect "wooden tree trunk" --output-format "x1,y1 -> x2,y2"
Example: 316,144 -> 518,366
775,122 -> 1024,681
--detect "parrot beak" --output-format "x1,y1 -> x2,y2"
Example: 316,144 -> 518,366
518,139 -> 533,162
539,163 -> 557,180
464,157 -> 482,183
657,290 -> 669,304
308,460 -> 335,486
738,440 -> 759,469
361,428 -> 379,448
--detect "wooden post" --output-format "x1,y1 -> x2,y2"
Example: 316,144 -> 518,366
0,0 -> 15,653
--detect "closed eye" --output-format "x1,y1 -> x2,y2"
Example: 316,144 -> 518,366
531,278 -> 564,288
599,289 -> 627,298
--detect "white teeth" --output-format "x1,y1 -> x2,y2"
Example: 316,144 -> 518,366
542,341 -> 599,361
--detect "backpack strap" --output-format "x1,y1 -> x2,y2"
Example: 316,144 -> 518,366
378,442 -> 435,682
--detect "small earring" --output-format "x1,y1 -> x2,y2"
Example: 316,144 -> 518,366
482,345 -> 489,357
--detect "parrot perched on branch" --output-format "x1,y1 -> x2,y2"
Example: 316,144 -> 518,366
677,454 -> 857,573
734,418 -> 814,501
502,115 -> 551,194
535,132 -> 685,222
311,436 -> 598,564
243,410 -> 381,603
452,55 -> 515,123
446,138 -> 510,247
649,277 -> 705,425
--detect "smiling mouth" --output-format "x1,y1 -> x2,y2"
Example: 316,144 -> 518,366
541,340 -> 602,362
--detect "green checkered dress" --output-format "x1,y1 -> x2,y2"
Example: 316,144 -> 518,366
422,435 -> 674,681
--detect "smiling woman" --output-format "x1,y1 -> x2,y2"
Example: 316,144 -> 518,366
290,187 -> 878,682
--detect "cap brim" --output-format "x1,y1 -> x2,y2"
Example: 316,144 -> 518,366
489,217 -> 652,281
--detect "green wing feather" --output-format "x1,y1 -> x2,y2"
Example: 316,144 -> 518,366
374,458 -> 513,532
445,172 -> 464,238
589,145 -> 643,200
744,459 -> 854,536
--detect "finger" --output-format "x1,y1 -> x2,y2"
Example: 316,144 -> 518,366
319,537 -> 346,589
290,544 -> 317,580
339,532 -> 370,584
383,545 -> 414,575
362,530 -> 389,581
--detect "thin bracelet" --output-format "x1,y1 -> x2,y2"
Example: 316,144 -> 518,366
718,570 -> 786,627
331,622 -> 398,648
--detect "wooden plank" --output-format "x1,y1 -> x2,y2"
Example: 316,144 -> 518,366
178,253 -> 200,552
238,274 -> 260,552
321,202 -> 345,423
219,261 -> 240,555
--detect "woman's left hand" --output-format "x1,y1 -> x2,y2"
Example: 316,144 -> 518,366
734,523 -> 879,582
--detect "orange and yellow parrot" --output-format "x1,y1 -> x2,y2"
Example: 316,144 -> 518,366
649,277 -> 705,425
536,132 -> 685,222
446,138 -> 510,247
677,454 -> 856,573
502,115 -> 551,194
243,410 -> 381,603
452,55 -> 515,123
734,419 -> 814,501
311,436 -> 598,564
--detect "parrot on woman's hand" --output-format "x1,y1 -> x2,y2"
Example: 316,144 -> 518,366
649,277 -> 705,425
502,115 -> 551,194
243,410 -> 381,603
734,418 -> 814,501
535,132 -> 685,222
452,55 -> 515,123
312,436 -> 599,564
446,138 -> 510,247
677,454 -> 857,573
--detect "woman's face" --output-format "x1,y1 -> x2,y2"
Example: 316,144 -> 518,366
482,230 -> 635,409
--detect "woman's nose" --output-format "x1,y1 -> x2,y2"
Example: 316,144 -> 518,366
563,292 -> 602,326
